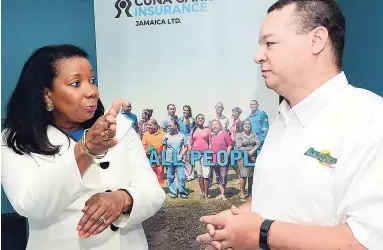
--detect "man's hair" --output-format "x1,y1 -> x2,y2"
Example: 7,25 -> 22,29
169,118 -> 180,128
122,101 -> 131,106
215,102 -> 224,108
149,119 -> 158,126
167,104 -> 175,110
268,0 -> 345,68
250,100 -> 259,106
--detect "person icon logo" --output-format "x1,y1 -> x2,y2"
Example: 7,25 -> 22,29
115,0 -> 133,18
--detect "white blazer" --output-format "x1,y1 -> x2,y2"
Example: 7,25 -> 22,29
1,114 -> 166,250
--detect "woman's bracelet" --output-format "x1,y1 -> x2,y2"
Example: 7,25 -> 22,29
81,129 -> 108,159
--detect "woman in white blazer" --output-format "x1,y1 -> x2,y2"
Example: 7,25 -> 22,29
1,44 -> 166,250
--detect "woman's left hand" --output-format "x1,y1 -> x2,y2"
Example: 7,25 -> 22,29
77,191 -> 133,238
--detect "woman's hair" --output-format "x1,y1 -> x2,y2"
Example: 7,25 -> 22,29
241,119 -> 252,131
2,44 -> 105,155
232,107 -> 242,116
210,119 -> 223,132
143,109 -> 153,119
183,105 -> 192,118
195,113 -> 205,120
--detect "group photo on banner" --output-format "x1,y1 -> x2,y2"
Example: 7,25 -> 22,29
119,99 -> 269,201
94,0 -> 280,202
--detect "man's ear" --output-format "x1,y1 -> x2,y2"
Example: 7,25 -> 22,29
311,26 -> 329,55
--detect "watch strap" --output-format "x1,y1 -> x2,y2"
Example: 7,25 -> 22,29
259,219 -> 275,250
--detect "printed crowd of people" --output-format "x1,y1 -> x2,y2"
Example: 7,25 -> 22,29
120,100 -> 269,201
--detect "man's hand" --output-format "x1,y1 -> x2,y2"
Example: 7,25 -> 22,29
197,206 -> 264,250
200,208 -> 234,250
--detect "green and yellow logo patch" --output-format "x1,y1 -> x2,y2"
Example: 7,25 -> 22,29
304,148 -> 337,169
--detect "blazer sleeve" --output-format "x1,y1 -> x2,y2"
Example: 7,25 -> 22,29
111,127 -> 166,228
1,143 -> 101,221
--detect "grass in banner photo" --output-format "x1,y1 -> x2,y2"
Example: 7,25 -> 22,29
143,169 -> 242,250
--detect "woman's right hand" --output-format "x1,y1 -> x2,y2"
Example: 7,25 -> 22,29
84,100 -> 121,155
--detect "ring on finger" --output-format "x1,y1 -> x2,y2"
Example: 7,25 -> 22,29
101,130 -> 112,141
98,216 -> 107,225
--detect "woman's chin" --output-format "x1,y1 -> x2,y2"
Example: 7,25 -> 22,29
79,112 -> 95,122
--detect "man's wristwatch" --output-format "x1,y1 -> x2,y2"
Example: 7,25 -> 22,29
259,219 -> 275,250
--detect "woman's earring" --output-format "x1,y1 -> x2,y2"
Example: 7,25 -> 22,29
45,101 -> 54,112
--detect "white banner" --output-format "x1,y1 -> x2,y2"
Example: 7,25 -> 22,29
94,0 -> 279,123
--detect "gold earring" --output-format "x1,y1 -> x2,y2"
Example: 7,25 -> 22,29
45,102 -> 54,112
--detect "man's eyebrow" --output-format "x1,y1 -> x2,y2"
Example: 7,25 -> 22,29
259,33 -> 277,43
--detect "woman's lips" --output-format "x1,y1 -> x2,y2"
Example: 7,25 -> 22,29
86,105 -> 97,112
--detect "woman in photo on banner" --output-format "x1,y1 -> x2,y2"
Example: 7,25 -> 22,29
235,119 -> 260,201
209,119 -> 232,201
228,107 -> 243,183
189,114 -> 212,200
142,119 -> 166,187
178,105 -> 196,181
138,109 -> 153,139
1,44 -> 165,250
162,119 -> 189,199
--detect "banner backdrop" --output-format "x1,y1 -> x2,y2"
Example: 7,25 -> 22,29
94,0 -> 279,128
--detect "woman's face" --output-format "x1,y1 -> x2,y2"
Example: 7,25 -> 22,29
196,115 -> 205,125
243,121 -> 251,131
45,57 -> 99,126
211,121 -> 220,132
232,110 -> 240,119
183,107 -> 190,117
142,111 -> 149,120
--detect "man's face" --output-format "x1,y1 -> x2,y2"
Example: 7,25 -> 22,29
147,120 -> 158,133
215,104 -> 224,115
250,101 -> 258,112
254,4 -> 312,93
168,105 -> 176,116
122,102 -> 132,113
168,121 -> 178,134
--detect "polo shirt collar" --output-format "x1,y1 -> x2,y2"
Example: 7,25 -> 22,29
279,71 -> 349,127
249,110 -> 260,117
